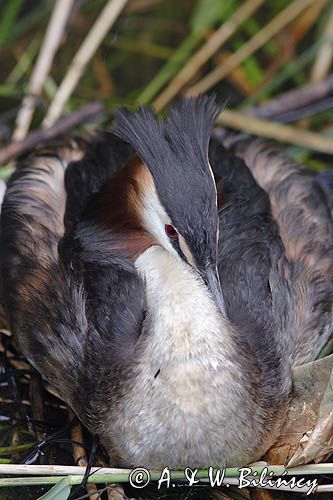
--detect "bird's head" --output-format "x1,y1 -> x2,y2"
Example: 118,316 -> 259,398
106,96 -> 224,312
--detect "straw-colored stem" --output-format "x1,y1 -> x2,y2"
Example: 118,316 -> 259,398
216,109 -> 333,154
13,0 -> 74,141
42,0 -> 128,128
311,7 -> 333,82
153,0 -> 264,111
0,463 -> 332,480
0,101 -> 103,166
187,0 -> 316,96
0,464 -> 131,476
69,410 -> 99,500
136,31 -> 202,105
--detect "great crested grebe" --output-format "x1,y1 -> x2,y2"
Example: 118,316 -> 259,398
1,96 -> 332,467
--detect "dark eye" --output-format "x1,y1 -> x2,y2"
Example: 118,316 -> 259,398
165,224 -> 178,240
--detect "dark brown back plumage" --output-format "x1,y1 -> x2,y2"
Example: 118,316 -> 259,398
215,129 -> 333,364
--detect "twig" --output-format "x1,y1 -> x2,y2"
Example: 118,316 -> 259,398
218,51 -> 257,96
311,7 -> 333,82
247,74 -> 333,119
12,0 -> 74,141
0,464 -> 131,476
0,464 -> 332,491
253,97 -> 333,123
0,463 -> 332,477
136,31 -> 202,105
43,382 -> 62,400
69,413 -> 90,469
287,0 -> 327,46
42,0 -> 128,128
252,0 -> 327,96
0,101 -> 103,166
187,0 -> 316,96
69,411 -> 99,500
153,0 -> 264,111
0,339 -> 30,372
30,373 -> 46,464
69,420 -> 127,499
216,109 -> 333,154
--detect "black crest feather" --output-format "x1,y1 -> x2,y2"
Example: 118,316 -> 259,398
110,95 -> 221,175
110,95 -> 222,269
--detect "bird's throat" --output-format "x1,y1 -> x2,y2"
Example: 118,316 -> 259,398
135,246 -> 237,365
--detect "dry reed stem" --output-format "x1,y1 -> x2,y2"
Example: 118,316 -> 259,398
13,0 -> 74,141
29,373 -> 46,461
42,0 -> 128,128
311,6 -> 333,82
0,101 -> 103,166
153,0 -> 264,111
187,0 -> 316,96
0,464 -> 132,475
247,74 -> 333,119
69,410 -> 100,500
216,109 -> 333,154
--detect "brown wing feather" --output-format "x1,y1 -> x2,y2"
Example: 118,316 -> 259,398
0,140 -> 89,404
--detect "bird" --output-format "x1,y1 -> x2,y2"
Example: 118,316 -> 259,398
0,96 -> 332,468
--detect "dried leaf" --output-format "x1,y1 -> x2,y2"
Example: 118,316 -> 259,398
287,358 -> 333,467
264,354 -> 333,466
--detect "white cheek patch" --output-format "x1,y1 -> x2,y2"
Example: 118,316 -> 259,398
140,183 -> 178,258
178,234 -> 196,267
138,164 -> 197,266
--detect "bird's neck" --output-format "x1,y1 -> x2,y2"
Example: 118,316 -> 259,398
134,245 -> 239,367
